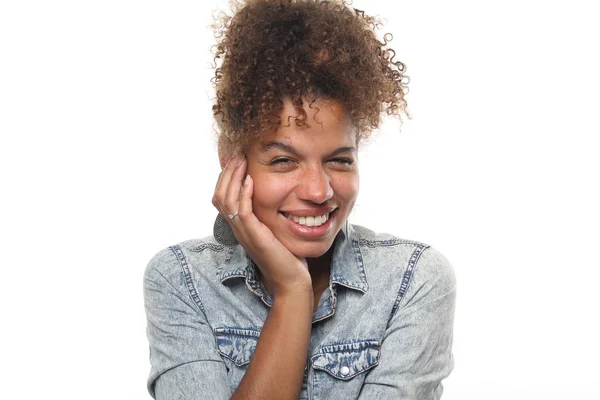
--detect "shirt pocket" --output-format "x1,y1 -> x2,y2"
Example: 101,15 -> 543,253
214,327 -> 260,393
311,339 -> 380,399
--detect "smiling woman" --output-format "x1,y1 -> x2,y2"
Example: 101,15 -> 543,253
246,99 -> 358,259
143,1 -> 456,399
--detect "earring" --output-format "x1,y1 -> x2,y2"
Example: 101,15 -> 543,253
213,213 -> 239,246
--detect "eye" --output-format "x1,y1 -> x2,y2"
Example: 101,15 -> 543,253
269,157 -> 293,165
268,157 -> 298,171
328,157 -> 356,171
330,157 -> 354,165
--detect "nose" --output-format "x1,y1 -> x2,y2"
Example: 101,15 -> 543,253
296,165 -> 334,204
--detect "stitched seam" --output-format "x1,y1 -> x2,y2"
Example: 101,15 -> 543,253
390,243 -> 429,317
216,348 -> 251,367
352,238 -> 368,291
220,272 -> 246,280
169,245 -> 206,314
314,340 -> 380,354
399,285 -> 456,314
186,242 -> 225,252
215,332 -> 259,339
214,327 -> 261,338
331,278 -> 366,292
158,359 -> 227,381
358,238 -> 426,248
151,268 -> 198,314
312,361 -> 378,380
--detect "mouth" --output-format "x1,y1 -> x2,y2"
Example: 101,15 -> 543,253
278,208 -> 339,240
279,208 -> 338,227
279,211 -> 330,227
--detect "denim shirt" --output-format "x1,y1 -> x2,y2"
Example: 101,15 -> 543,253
144,222 -> 456,399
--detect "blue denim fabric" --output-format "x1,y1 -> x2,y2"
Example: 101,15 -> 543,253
144,221 -> 456,399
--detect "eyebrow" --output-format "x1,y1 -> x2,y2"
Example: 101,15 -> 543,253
260,141 -> 357,158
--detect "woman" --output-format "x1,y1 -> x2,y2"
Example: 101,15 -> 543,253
144,0 -> 456,399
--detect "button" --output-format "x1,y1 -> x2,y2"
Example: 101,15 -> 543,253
340,366 -> 350,376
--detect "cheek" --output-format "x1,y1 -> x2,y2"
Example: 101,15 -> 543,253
332,173 -> 359,202
250,174 -> 296,212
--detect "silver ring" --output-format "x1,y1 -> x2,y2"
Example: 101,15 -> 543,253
227,211 -> 238,219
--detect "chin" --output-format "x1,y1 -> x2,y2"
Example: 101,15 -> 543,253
286,240 -> 335,259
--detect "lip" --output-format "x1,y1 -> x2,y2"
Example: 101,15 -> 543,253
279,207 -> 337,218
280,209 -> 338,239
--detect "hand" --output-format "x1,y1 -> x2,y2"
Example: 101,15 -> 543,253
212,154 -> 312,298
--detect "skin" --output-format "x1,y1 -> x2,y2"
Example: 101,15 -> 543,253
212,98 -> 360,399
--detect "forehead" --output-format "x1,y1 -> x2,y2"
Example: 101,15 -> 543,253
257,99 -> 356,150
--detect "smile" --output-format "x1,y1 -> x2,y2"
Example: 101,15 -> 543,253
281,212 -> 330,227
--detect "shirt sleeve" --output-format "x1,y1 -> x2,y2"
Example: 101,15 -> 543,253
143,247 -> 232,400
357,246 -> 456,400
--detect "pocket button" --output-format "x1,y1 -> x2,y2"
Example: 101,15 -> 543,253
340,366 -> 350,376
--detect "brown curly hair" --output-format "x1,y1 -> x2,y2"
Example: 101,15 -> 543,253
211,0 -> 409,154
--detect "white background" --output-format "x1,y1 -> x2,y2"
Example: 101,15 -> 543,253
1,0 -> 598,398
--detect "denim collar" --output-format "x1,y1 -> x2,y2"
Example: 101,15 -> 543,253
217,221 -> 368,294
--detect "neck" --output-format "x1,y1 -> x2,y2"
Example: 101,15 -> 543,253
307,247 -> 333,272
307,246 -> 333,291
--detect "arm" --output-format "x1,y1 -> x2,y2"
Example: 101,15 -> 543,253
214,155 -> 314,399
231,290 -> 313,400
144,249 -> 232,400
358,247 -> 456,399
145,247 -> 313,400
146,155 -> 313,399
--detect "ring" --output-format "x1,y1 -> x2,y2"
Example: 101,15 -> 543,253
227,211 -> 239,219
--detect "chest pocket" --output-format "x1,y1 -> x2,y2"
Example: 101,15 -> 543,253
311,339 -> 380,399
214,327 -> 260,366
214,327 -> 260,392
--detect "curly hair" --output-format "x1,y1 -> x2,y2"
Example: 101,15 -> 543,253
211,0 -> 409,154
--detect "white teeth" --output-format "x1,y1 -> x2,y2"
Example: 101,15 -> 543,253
284,212 -> 330,227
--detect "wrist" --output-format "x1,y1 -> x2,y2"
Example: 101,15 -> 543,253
275,281 -> 313,297
259,271 -> 313,300
273,287 -> 314,309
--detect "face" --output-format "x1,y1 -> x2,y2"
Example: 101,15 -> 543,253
245,98 -> 359,258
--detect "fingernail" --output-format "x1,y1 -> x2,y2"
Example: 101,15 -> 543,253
243,175 -> 251,186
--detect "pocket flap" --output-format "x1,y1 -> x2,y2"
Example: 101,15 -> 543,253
214,327 -> 261,367
311,340 -> 380,380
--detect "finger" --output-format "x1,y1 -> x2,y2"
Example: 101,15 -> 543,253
238,174 -> 254,218
236,174 -> 269,249
224,156 -> 247,217
214,151 -> 239,190
213,156 -> 231,192
213,154 -> 240,210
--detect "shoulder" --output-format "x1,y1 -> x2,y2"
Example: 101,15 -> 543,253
144,235 -> 230,284
351,224 -> 432,272
350,224 -> 455,305
352,223 -> 452,270
352,224 -> 429,250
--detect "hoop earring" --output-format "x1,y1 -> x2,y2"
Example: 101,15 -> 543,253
213,213 -> 239,246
